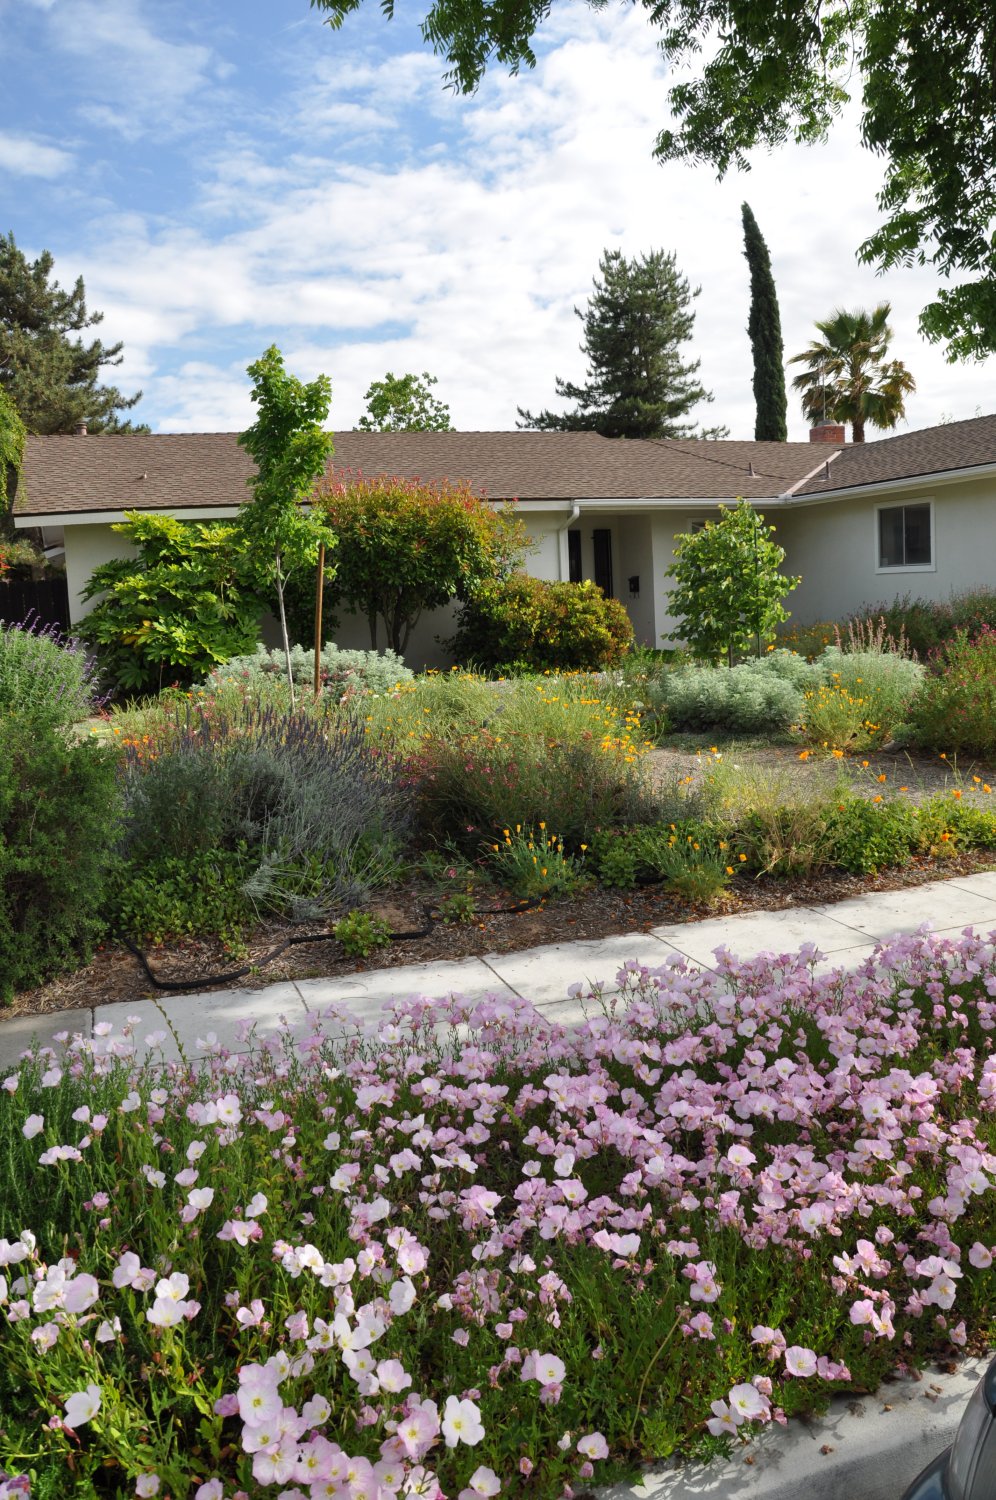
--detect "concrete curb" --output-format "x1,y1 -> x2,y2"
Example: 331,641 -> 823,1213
596,1353 -> 991,1500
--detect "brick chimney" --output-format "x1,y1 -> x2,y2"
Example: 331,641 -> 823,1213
75,420 -> 88,436
809,420 -> 845,444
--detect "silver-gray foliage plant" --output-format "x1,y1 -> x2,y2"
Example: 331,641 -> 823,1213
205,642 -> 413,698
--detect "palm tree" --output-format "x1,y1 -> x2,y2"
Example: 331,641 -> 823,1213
788,303 -> 916,442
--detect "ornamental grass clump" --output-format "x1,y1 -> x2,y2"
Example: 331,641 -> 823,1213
408,732 -> 643,854
806,647 -> 923,751
6,932 -> 996,1495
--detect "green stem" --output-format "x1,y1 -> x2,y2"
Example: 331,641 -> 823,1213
629,1315 -> 680,1450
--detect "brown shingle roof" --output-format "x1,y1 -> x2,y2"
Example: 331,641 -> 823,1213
794,412 -> 996,497
14,430 -> 831,517
17,417 -> 995,519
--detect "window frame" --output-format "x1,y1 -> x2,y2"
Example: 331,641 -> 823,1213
874,499 -> 935,574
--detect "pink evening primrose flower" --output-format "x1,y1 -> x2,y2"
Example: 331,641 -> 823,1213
22,1115 -> 44,1141
706,1400 -> 740,1437
442,1397 -> 485,1448
63,1384 -> 101,1428
135,1477 -> 161,1497
784,1347 -> 818,1378
729,1383 -> 770,1421
576,1433 -> 609,1460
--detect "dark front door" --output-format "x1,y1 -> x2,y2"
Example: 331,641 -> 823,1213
567,529 -> 582,583
592,528 -> 613,597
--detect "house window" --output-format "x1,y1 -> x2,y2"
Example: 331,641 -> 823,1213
567,529 -> 582,584
877,502 -> 933,570
592,529 -> 613,597
689,519 -> 708,534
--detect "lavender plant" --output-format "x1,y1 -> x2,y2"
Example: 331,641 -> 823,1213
0,616 -> 103,729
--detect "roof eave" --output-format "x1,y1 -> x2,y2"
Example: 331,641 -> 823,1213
782,458 -> 996,506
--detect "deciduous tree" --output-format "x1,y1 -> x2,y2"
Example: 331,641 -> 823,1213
310,0 -> 996,360
356,370 -> 452,431
236,347 -> 336,701
315,474 -> 527,655
665,501 -> 799,665
517,248 -> 725,439
742,204 -> 787,443
0,232 -> 145,434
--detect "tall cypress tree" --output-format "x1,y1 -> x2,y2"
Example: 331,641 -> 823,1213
517,247 -> 727,439
741,205 -> 787,441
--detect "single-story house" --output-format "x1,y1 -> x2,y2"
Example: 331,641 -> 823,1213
10,413 -> 996,666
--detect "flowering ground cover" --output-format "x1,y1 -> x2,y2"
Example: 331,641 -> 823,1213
3,931 -> 996,1498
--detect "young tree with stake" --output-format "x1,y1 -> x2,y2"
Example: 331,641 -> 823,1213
236,347 -> 335,705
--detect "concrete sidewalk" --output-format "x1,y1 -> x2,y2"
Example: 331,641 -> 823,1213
4,869 -> 996,1069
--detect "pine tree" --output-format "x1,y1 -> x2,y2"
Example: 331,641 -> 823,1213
0,231 -> 146,434
741,204 -> 787,442
517,248 -> 726,439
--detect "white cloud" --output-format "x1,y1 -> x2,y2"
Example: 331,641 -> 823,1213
0,132 -> 73,178
52,0 -> 217,138
44,2 -> 993,437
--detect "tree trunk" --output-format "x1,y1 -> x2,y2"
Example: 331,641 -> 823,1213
274,549 -> 295,710
368,611 -> 378,650
852,416 -> 866,442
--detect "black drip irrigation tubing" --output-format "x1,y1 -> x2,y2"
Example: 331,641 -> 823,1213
111,896 -> 546,994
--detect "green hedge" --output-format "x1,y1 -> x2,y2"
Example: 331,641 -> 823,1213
450,575 -> 634,673
0,718 -> 121,1001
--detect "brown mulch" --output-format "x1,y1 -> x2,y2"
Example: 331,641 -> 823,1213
6,741 -> 995,1023
8,846 -> 996,1024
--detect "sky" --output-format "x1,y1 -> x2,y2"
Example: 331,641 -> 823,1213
2,0 -> 994,442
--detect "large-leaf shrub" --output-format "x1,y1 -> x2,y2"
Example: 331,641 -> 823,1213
80,513 -> 264,696
903,626 -> 996,757
659,655 -> 815,733
450,574 -> 634,673
0,717 -> 121,1001
0,617 -> 102,728
206,641 -> 413,698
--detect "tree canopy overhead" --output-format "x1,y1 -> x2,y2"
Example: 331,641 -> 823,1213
517,247 -> 725,439
0,232 -> 146,434
310,0 -> 996,362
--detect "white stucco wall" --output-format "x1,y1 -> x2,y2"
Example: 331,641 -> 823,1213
651,509 -> 717,648
64,522 -> 139,619
777,473 -> 996,625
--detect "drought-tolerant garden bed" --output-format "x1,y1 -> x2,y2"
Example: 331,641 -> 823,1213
4,622 -> 996,1013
